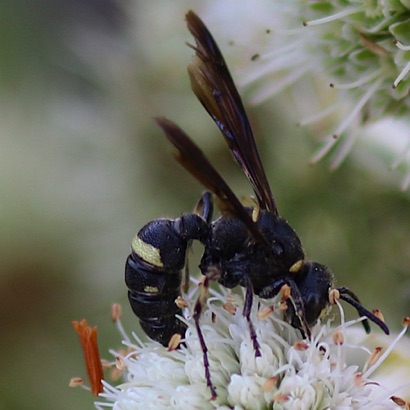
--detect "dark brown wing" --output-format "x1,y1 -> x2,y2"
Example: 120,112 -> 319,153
156,117 -> 268,246
186,10 -> 277,214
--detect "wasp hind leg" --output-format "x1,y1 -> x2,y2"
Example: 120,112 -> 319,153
192,275 -> 218,400
243,276 -> 261,356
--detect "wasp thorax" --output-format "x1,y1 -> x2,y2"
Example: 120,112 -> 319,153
257,211 -> 305,271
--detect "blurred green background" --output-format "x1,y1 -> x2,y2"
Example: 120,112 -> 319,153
1,1 -> 409,408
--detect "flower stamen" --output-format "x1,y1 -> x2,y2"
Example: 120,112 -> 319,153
393,61 -> 410,89
167,333 -> 182,351
391,395 -> 410,409
332,330 -> 344,345
329,69 -> 383,90
333,78 -> 383,138
69,377 -> 85,389
262,376 -> 277,392
72,319 -> 104,396
303,6 -> 365,27
297,103 -> 340,127
363,318 -> 410,379
310,78 -> 383,163
258,304 -> 274,319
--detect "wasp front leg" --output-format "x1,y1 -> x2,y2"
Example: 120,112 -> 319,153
258,277 -> 311,339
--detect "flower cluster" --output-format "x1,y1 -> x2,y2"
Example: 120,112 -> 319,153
93,283 -> 409,410
303,1 -> 410,106
235,1 -> 410,182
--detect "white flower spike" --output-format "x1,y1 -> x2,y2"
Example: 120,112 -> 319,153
93,288 -> 409,410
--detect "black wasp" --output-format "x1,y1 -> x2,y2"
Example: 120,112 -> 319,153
125,10 -> 389,399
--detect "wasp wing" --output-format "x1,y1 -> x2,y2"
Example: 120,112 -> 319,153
186,10 -> 277,214
156,117 -> 268,246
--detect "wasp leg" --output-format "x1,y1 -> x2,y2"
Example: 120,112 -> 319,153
259,278 -> 311,339
192,275 -> 217,400
183,192 -> 214,293
243,276 -> 261,357
194,191 -> 214,223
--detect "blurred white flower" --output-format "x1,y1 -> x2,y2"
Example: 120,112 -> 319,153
95,284 -> 409,410
205,1 -> 410,186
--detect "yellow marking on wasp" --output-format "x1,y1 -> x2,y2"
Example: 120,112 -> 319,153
132,236 -> 163,268
289,259 -> 303,273
144,286 -> 159,294
251,207 -> 259,222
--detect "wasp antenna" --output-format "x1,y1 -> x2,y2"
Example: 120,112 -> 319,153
337,287 -> 389,335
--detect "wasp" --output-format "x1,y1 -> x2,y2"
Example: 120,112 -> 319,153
125,10 -> 389,399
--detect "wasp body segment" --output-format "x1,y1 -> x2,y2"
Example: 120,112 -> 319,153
125,195 -> 211,346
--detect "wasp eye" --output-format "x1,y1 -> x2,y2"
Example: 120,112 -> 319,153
272,242 -> 284,257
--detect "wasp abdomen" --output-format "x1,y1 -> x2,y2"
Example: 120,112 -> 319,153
125,215 -> 209,346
